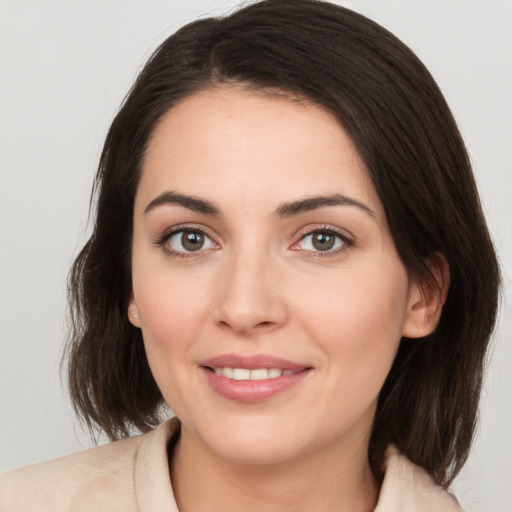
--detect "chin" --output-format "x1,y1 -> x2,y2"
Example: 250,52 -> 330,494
213,435 -> 301,466
192,414 -> 309,465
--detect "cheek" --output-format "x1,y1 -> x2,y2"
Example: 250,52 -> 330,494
138,281 -> 205,335
132,267 -> 213,377
296,258 -> 410,387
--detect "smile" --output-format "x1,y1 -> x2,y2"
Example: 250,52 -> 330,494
212,368 -> 300,380
199,354 -> 312,403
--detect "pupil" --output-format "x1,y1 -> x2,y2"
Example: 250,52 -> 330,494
182,231 -> 204,251
313,232 -> 335,251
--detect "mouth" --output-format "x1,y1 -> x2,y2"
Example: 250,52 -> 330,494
199,354 -> 312,403
205,367 -> 301,380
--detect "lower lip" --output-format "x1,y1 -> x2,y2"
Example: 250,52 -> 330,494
201,367 -> 311,403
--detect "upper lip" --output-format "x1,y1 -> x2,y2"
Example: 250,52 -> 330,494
200,353 -> 310,371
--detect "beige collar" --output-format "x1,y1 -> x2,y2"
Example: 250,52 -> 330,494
134,418 -> 462,512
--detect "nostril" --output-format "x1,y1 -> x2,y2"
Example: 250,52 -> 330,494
213,297 -> 288,334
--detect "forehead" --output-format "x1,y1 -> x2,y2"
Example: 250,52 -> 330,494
136,88 -> 382,216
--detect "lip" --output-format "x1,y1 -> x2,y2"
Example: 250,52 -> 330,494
199,353 -> 312,403
200,353 -> 308,371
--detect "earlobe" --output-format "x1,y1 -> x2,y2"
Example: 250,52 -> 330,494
402,252 -> 450,338
128,296 -> 141,328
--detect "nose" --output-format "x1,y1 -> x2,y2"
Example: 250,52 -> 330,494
212,247 -> 289,336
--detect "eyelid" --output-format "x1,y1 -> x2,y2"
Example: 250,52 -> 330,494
153,223 -> 354,259
153,223 -> 220,257
291,225 -> 355,254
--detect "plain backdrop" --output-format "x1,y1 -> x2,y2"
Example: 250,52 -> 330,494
1,1 -> 511,511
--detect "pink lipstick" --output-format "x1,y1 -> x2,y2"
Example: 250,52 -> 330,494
199,354 -> 312,403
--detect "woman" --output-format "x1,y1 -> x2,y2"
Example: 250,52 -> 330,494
0,0 -> 500,510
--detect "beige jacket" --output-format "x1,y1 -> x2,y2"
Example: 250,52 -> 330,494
0,418 -> 462,511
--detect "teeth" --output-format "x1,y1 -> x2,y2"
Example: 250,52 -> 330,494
213,367 -> 298,380
233,368 -> 250,380
250,368 -> 270,380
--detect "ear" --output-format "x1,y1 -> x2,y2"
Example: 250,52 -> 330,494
402,252 -> 450,338
127,293 -> 141,328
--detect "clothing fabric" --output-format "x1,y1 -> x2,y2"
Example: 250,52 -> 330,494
0,417 -> 463,511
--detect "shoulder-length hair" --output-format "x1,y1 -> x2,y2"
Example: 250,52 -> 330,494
66,0 -> 500,487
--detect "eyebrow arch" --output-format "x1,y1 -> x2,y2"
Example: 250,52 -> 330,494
144,191 -> 222,216
274,194 -> 376,218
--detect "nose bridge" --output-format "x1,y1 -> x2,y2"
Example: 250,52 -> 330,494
213,236 -> 287,334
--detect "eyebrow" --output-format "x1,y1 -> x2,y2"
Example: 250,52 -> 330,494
144,191 -> 375,218
144,191 -> 222,216
274,194 -> 376,218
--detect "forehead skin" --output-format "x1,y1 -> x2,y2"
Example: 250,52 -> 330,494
136,88 -> 387,231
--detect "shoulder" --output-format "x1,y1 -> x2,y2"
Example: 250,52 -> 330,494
375,446 -> 464,512
0,435 -> 142,512
0,418 -> 179,512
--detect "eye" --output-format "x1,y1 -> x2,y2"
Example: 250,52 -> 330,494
294,229 -> 351,253
165,229 -> 216,254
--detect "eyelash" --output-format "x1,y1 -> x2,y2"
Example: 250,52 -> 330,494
154,224 -> 218,259
154,224 -> 354,259
293,226 -> 354,259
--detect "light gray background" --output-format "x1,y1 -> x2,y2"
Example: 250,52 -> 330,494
1,1 -> 511,510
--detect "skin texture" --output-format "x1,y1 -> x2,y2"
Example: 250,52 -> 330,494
128,88 -> 445,512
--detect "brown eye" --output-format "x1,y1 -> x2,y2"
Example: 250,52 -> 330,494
312,232 -> 336,251
167,229 -> 215,253
181,231 -> 204,251
296,230 -> 347,253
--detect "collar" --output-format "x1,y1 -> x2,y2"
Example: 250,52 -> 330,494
133,418 -> 462,512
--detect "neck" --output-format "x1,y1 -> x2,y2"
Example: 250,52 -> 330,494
170,426 -> 379,512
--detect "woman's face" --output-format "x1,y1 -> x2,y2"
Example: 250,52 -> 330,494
129,88 -> 424,465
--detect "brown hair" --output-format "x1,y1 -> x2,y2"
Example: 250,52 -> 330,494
65,0 -> 500,486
